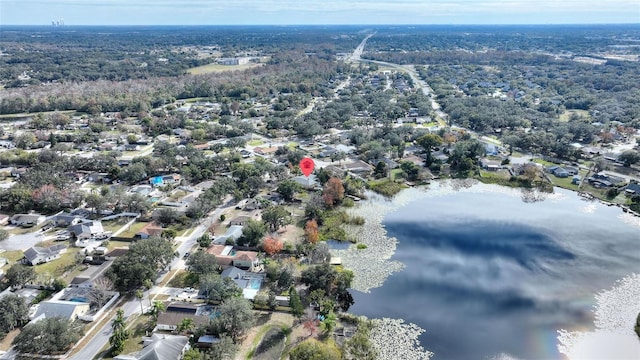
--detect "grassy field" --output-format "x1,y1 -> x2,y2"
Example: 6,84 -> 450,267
248,139 -> 265,146
559,109 -> 590,122
118,221 -> 149,238
0,109 -> 75,120
187,63 -> 261,74
34,247 -> 82,278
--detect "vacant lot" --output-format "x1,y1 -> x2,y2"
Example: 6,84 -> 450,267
187,63 -> 262,74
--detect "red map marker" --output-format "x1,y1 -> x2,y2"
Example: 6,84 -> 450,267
299,157 -> 315,177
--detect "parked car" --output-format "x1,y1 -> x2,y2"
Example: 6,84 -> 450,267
183,252 -> 190,258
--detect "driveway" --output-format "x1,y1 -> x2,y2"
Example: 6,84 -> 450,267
0,230 -> 46,251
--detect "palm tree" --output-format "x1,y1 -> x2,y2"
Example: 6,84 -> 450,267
135,289 -> 144,314
321,311 -> 337,335
177,317 -> 194,335
143,279 -> 154,307
150,300 -> 166,322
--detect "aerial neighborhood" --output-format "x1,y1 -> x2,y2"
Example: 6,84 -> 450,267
0,23 -> 638,360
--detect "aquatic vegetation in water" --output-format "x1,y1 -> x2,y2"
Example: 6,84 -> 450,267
557,273 -> 640,359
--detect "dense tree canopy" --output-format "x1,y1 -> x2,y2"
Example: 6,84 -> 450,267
13,317 -> 81,355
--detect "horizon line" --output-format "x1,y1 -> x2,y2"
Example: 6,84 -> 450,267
2,22 -> 639,27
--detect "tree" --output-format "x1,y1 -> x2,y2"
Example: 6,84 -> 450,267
135,289 -> 145,314
400,161 -> 421,181
157,208 -> 178,226
200,273 -> 242,302
304,195 -> 325,220
5,264 -> 36,289
186,251 -> 218,275
289,339 -> 341,360
262,237 -> 283,255
150,300 -> 166,322
302,317 -> 319,337
0,229 -> 9,242
321,311 -> 337,334
183,348 -> 202,360
205,335 -> 238,360
277,179 -> 301,202
109,309 -> 129,356
213,297 -> 255,343
177,317 -> 194,335
261,205 -> 291,232
342,321 -> 377,360
0,294 -> 29,338
373,161 -> 388,179
107,237 -> 177,292
88,277 -> 114,309
85,193 -> 107,215
417,133 -> 442,166
238,219 -> 267,247
13,317 -> 81,355
304,220 -> 319,244
322,177 -> 345,207
309,242 -> 330,264
197,233 -> 212,248
619,150 -> 640,167
289,287 -> 304,319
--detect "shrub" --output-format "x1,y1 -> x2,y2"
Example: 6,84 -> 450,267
356,244 -> 367,250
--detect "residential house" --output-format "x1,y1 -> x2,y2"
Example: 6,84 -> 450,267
292,174 -> 319,188
228,215 -> 252,227
343,160 -> 374,175
253,146 -> 279,157
220,267 -> 265,300
50,212 -> 84,227
136,221 -> 165,239
212,225 -> 243,245
114,333 -> 190,360
485,144 -> 499,156
547,166 -> 570,178
206,245 -> 260,270
150,174 -> 181,187
624,182 -> 640,196
31,300 -> 90,322
68,221 -> 106,241
319,146 -> 338,158
372,157 -> 399,170
10,213 -> 45,226
572,175 -> 582,185
156,303 -> 214,332
480,158 -> 502,171
23,244 -> 67,265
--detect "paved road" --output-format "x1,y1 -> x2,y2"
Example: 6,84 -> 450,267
69,198 -> 234,360
69,298 -> 139,360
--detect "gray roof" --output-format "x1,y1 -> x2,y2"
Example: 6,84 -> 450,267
33,300 -> 88,321
24,244 -> 67,263
137,334 -> 189,360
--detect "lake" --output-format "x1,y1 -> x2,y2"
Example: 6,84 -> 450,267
348,182 -> 640,360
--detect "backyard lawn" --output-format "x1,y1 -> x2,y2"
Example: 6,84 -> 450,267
34,247 -> 82,278
117,221 -> 149,238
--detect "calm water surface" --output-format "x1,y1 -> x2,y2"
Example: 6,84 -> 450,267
349,182 -> 640,360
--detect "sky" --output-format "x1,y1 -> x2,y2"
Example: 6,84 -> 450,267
0,0 -> 638,26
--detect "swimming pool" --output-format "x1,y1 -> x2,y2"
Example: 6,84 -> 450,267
249,279 -> 262,290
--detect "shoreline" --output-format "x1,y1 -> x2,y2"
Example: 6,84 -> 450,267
336,180 -> 640,360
